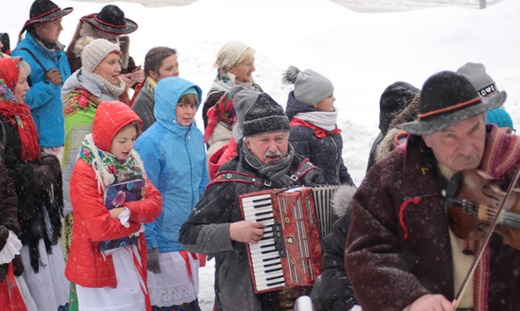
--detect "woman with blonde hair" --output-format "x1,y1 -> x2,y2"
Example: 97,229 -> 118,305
61,37 -> 128,253
202,40 -> 262,129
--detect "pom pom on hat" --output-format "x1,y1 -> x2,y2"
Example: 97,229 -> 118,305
456,62 -> 497,97
79,37 -> 121,73
230,86 -> 290,137
486,107 -> 513,129
282,65 -> 334,107
214,40 -> 251,71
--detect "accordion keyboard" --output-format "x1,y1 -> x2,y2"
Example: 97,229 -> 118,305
241,193 -> 286,292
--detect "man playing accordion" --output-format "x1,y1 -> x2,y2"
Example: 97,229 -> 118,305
180,86 -> 325,311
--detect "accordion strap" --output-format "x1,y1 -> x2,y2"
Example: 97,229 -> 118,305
210,158 -> 317,187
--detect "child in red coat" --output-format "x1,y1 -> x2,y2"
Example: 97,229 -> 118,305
65,101 -> 162,311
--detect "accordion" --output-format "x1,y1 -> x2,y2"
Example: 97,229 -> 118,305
239,186 -> 338,293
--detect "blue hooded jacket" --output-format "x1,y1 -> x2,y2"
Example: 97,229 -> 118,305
135,77 -> 208,252
12,32 -> 71,148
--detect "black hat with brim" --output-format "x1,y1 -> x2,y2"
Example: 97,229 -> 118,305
22,0 -> 73,32
81,5 -> 138,35
396,71 -> 506,136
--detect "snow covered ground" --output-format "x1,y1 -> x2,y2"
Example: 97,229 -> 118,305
4,0 -> 519,309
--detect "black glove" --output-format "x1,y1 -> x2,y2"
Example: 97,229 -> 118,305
12,254 -> 24,276
0,255 -> 24,280
33,154 -> 60,193
40,153 -> 61,180
148,248 -> 161,274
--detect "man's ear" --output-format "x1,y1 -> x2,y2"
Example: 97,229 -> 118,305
421,135 -> 431,148
244,137 -> 251,150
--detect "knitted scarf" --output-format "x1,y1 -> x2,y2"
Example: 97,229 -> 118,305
290,118 -> 341,139
209,69 -> 262,95
293,110 -> 339,132
78,134 -> 146,193
91,73 -> 127,100
0,58 -> 40,162
204,92 -> 237,143
241,142 -> 296,188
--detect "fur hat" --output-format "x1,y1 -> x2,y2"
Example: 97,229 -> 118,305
230,86 -> 290,137
331,185 -> 357,218
22,0 -> 73,32
78,37 -> 121,72
214,40 -> 250,70
283,65 -> 334,107
81,5 -> 137,35
456,62 -> 497,97
486,107 -> 513,129
397,71 -> 506,135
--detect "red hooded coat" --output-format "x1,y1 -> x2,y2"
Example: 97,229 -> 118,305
65,101 -> 161,290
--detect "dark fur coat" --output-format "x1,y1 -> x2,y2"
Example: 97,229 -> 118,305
0,118 -> 63,273
0,143 -> 24,280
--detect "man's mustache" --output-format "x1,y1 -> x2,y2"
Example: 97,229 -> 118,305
264,150 -> 282,160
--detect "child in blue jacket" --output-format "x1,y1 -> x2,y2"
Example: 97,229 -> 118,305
135,77 -> 208,310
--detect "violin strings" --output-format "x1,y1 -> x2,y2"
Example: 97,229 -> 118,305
484,208 -> 520,227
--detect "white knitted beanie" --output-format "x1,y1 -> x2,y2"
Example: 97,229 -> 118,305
80,37 -> 121,73
214,40 -> 250,71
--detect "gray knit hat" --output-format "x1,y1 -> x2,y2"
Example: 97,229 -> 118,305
80,37 -> 121,72
230,86 -> 290,137
282,65 -> 334,106
229,86 -> 255,139
456,62 -> 497,97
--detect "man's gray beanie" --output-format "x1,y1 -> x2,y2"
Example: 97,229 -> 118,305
282,65 -> 334,106
229,85 -> 290,137
456,62 -> 497,97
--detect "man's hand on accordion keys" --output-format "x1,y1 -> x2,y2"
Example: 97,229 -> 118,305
230,220 -> 266,244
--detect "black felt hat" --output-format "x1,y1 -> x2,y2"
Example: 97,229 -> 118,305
22,0 -> 73,32
81,5 -> 138,35
396,71 -> 506,135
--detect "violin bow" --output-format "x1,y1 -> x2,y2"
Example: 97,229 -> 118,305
452,167 -> 520,309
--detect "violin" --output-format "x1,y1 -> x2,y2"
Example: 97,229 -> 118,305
445,169 -> 520,250
444,168 -> 520,308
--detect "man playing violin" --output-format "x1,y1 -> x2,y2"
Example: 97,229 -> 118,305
345,71 -> 520,311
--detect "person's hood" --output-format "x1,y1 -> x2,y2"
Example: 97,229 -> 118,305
378,81 -> 420,134
92,101 -> 142,152
61,69 -> 114,101
285,91 -> 316,120
153,77 -> 202,132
